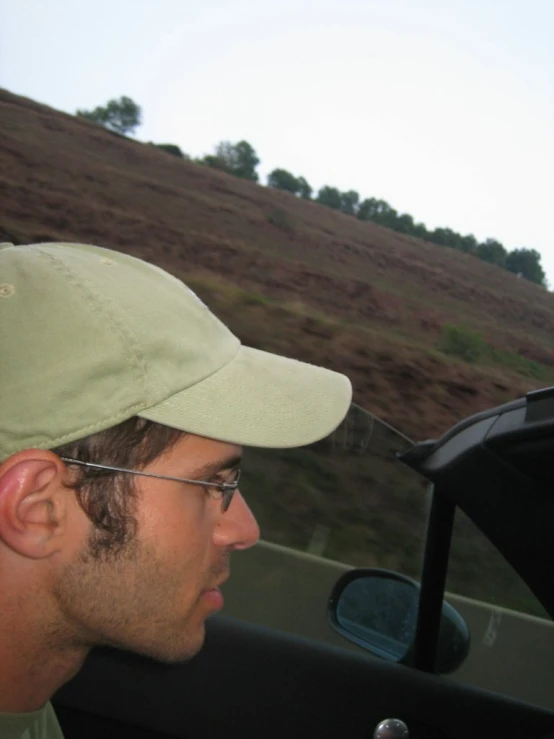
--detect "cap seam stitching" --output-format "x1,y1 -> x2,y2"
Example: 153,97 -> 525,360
3,401 -> 150,457
34,247 -> 165,401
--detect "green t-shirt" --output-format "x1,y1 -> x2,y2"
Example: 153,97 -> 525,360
0,701 -> 64,739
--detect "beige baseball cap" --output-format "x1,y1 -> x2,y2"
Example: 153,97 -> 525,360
0,242 -> 352,460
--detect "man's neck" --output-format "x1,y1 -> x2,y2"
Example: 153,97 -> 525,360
0,640 -> 86,713
0,594 -> 87,713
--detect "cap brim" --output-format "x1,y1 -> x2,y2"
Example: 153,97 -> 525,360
138,346 -> 352,448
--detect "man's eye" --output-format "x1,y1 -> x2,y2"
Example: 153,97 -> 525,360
203,468 -> 240,491
204,474 -> 231,491
219,469 -> 239,483
202,478 -> 227,501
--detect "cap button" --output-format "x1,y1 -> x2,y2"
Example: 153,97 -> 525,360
0,283 -> 15,298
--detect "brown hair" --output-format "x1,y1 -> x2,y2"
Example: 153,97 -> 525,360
53,417 -> 185,558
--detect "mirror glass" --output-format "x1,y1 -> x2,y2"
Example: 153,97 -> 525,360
331,571 -> 471,672
336,575 -> 418,661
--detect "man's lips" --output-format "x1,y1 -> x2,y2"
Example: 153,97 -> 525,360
200,586 -> 225,611
200,574 -> 229,610
203,572 -> 229,593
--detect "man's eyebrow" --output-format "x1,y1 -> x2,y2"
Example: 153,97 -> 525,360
192,455 -> 243,479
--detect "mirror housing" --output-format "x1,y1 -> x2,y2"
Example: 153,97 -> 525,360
328,568 -> 470,674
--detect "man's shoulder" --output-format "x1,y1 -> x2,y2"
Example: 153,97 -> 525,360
0,701 -> 64,739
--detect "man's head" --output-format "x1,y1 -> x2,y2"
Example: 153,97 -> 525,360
0,242 -> 351,671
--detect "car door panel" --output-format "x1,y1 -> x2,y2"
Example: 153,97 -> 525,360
54,615 -> 554,739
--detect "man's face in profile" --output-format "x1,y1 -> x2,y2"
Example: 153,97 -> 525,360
53,434 -> 260,662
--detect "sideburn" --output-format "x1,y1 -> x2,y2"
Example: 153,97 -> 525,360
53,418 -> 186,557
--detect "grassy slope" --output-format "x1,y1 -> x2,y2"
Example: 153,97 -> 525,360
2,87 -> 552,439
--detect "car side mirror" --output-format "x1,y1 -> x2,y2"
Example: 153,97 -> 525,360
328,569 -> 470,674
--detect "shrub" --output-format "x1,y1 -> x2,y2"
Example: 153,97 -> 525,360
488,348 -> 548,379
438,324 -> 551,378
267,208 -> 294,232
154,143 -> 186,158
76,96 -> 142,135
438,324 -> 487,363
238,291 -> 269,307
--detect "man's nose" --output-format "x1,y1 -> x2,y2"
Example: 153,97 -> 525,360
213,490 -> 260,550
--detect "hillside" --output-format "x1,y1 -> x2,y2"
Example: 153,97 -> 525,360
2,87 -> 554,440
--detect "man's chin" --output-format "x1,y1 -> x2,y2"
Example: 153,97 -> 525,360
159,641 -> 205,665
106,625 -> 207,665
142,629 -> 206,665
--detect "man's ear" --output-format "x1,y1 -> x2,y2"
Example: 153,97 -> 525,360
0,451 -> 69,559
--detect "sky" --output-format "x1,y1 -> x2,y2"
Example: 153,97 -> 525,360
2,0 -> 554,287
